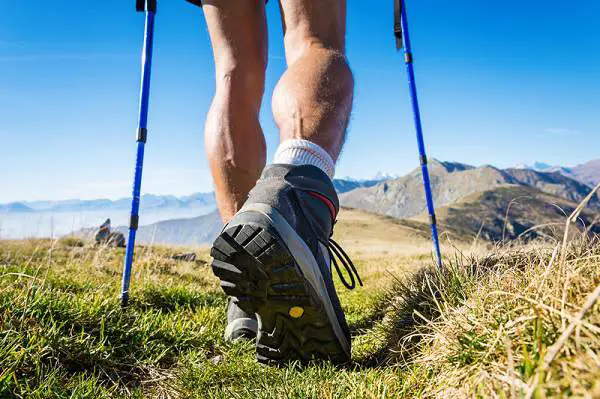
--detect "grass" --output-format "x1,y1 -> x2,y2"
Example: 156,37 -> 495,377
1,223 -> 599,397
368,238 -> 600,397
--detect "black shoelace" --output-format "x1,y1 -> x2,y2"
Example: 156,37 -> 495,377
326,238 -> 363,290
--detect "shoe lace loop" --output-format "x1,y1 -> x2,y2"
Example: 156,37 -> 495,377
326,238 -> 363,290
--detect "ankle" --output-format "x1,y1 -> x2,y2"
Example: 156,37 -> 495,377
273,139 -> 335,179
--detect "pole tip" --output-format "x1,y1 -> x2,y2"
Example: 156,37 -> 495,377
120,292 -> 130,308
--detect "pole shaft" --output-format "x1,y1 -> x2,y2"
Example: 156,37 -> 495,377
121,11 -> 156,306
400,2 -> 443,269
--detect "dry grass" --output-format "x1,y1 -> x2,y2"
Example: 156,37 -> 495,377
336,208 -> 448,258
369,234 -> 600,398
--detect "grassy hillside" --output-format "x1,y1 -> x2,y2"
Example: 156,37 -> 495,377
1,208 -> 599,398
426,186 -> 600,242
504,168 -> 600,207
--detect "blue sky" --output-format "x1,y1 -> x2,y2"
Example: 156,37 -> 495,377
1,0 -> 599,202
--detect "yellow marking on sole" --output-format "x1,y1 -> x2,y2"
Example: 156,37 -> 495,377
289,306 -> 304,319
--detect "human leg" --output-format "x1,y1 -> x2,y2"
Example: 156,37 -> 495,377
272,0 -> 353,161
210,0 -> 360,365
202,1 -> 268,223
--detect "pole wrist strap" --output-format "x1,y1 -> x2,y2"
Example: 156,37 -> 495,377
394,0 -> 403,50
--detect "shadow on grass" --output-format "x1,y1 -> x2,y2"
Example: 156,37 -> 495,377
349,251 -> 507,370
348,308 -> 387,334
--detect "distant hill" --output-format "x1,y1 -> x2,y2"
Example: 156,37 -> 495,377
0,202 -> 34,213
570,159 -> 600,188
514,159 -> 600,188
340,160 -> 517,219
503,168 -> 599,207
115,211 -> 223,246
428,186 -> 600,241
5,179 -> 389,213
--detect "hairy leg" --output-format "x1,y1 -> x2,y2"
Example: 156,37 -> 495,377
203,1 -> 268,223
273,0 -> 353,161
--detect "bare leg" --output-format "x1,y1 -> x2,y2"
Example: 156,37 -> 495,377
273,0 -> 353,161
208,0 -> 356,361
203,1 -> 268,223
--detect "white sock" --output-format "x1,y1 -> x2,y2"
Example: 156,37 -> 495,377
273,139 -> 335,179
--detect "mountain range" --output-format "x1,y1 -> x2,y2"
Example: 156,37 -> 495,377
0,176 -> 389,215
515,159 -> 600,188
341,159 -> 599,220
0,192 -> 216,214
341,159 -> 599,241
86,159 -> 599,246
4,160 -> 597,214
6,159 -> 600,244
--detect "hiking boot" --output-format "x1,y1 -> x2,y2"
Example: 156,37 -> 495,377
224,297 -> 258,341
210,164 -> 362,364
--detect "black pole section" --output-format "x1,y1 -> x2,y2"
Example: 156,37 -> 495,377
136,0 -> 156,13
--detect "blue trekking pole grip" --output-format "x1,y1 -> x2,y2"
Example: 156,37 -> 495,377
394,0 -> 443,269
120,0 -> 157,307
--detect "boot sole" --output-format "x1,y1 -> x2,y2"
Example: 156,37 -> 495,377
210,205 -> 350,364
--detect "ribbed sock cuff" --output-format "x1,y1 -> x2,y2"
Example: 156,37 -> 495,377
273,139 -> 335,179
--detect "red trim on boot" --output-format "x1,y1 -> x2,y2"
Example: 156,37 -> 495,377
307,191 -> 337,220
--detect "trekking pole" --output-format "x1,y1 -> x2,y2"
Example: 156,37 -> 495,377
394,0 -> 443,269
120,0 -> 157,307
